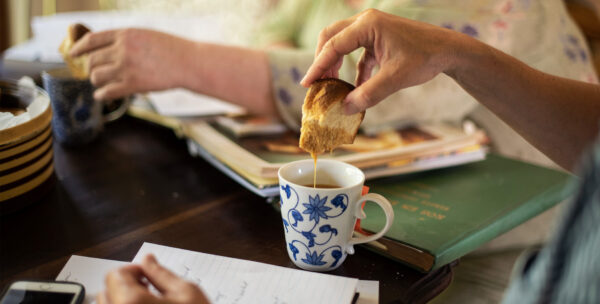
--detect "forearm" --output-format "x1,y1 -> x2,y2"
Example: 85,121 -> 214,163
178,42 -> 277,116
446,37 -> 600,171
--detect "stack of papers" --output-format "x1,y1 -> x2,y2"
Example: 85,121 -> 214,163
145,89 -> 245,117
57,243 -> 378,304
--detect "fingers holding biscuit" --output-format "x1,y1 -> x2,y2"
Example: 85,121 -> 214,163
355,48 -> 377,86
344,68 -> 395,115
90,64 -> 120,88
88,46 -> 118,71
93,81 -> 130,101
70,30 -> 117,57
314,17 -> 356,60
301,21 -> 365,87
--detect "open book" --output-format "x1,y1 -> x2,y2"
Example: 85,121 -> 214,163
56,243 -> 378,304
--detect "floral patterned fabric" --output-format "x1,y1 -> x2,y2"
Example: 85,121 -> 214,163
255,0 -> 598,132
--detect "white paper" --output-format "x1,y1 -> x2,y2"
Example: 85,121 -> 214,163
356,280 -> 379,304
146,89 -> 245,117
56,256 -> 128,304
134,243 -> 359,304
56,244 -> 376,304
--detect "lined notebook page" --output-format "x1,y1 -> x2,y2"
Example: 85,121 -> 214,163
134,243 -> 359,304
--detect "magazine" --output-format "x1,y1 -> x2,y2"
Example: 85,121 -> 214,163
186,138 -> 485,197
183,121 -> 486,179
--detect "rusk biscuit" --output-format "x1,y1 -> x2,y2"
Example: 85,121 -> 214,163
58,24 -> 91,79
299,78 -> 365,154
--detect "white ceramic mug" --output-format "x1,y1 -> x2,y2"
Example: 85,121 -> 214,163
278,159 -> 394,271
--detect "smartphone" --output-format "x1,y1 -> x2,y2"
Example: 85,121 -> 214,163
0,280 -> 84,304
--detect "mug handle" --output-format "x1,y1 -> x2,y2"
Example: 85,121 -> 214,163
346,193 -> 394,253
103,96 -> 132,123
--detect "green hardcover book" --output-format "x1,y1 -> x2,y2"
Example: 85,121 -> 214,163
358,154 -> 574,272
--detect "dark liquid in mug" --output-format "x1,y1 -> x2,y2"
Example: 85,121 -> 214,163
302,184 -> 340,189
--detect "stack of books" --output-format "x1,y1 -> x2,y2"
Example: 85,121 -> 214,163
128,97 -> 487,197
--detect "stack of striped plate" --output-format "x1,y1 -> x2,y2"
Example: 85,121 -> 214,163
0,80 -> 54,214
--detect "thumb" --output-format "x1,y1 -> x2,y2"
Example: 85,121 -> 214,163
343,67 -> 400,115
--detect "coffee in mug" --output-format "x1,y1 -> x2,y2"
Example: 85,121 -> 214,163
301,184 -> 340,189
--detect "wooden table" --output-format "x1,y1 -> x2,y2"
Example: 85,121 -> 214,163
0,61 -> 453,303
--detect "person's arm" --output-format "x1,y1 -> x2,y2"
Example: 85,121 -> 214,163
69,29 -> 276,116
301,9 -> 600,171
447,40 -> 600,172
180,42 -> 276,116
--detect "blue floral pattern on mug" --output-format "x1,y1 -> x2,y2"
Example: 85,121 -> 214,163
302,194 -> 331,224
280,184 -> 350,269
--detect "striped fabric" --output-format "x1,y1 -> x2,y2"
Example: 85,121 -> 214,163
502,137 -> 600,303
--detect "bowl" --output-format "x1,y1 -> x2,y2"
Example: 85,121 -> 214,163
0,79 -> 54,214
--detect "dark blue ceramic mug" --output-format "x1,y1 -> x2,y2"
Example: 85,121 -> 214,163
42,68 -> 129,146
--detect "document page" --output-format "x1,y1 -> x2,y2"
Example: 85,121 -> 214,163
134,242 -> 359,304
56,244 -> 367,304
56,256 -> 128,304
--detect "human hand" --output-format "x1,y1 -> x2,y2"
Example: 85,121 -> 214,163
97,254 -> 210,304
70,28 -> 196,101
301,9 -> 463,114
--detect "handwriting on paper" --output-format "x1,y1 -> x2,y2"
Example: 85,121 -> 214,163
134,243 -> 358,304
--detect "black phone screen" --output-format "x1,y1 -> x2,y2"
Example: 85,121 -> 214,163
1,289 -> 75,304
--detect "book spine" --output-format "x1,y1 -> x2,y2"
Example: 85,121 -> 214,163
359,235 -> 436,272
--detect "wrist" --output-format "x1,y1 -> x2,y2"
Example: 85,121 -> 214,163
172,40 -> 204,91
442,34 -> 488,82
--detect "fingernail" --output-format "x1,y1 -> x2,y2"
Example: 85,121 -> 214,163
300,76 -> 309,87
93,92 -> 103,101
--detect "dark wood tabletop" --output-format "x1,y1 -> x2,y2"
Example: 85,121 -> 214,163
0,60 -> 453,304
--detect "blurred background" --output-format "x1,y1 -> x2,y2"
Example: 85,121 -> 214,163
0,0 -> 278,58
1,0 -> 599,73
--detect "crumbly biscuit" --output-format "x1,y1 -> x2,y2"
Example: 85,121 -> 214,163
58,24 -> 91,79
299,78 -> 365,154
